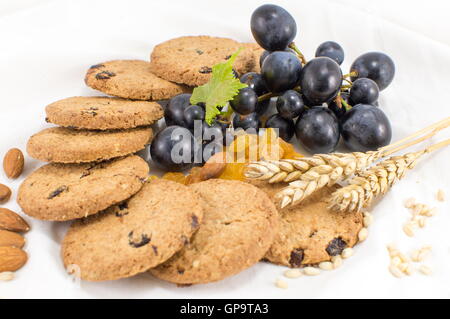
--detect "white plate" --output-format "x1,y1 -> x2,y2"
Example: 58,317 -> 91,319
0,0 -> 449,299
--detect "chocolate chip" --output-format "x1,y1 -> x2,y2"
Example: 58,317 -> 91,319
326,237 -> 347,256
195,49 -> 204,55
309,230 -> 317,238
128,231 -> 151,248
90,64 -> 105,69
289,248 -> 304,267
181,235 -> 190,246
48,185 -> 68,199
177,268 -> 185,275
191,215 -> 199,229
115,202 -> 129,217
199,66 -> 212,74
225,55 -> 232,60
152,245 -> 158,255
95,71 -> 116,80
45,117 -> 49,123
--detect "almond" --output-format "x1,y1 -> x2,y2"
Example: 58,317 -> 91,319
0,208 -> 30,232
0,230 -> 25,248
186,152 -> 227,184
0,183 -> 11,203
0,246 -> 27,272
3,148 -> 24,179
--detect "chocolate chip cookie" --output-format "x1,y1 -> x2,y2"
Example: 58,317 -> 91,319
149,36 -> 260,86
27,126 -> 152,163
150,179 -> 278,284
85,60 -> 191,100
45,96 -> 163,130
61,179 -> 204,281
18,155 -> 149,221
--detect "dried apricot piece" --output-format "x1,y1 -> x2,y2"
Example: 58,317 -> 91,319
162,172 -> 187,184
218,163 -> 246,181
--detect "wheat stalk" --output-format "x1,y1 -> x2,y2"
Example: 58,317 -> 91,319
245,117 -> 450,208
329,139 -> 450,213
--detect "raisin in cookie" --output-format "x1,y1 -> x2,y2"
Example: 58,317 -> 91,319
27,126 -> 152,163
250,181 -> 363,267
150,179 -> 278,284
18,155 -> 149,221
45,96 -> 163,130
61,179 -> 203,281
149,36 -> 260,86
84,60 -> 191,100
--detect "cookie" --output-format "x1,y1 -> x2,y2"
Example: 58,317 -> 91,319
27,126 -> 152,163
18,155 -> 149,221
61,179 -> 204,281
45,96 -> 163,130
150,179 -> 278,284
149,36 -> 260,86
84,60 -> 191,100
241,42 -> 265,73
250,181 -> 363,267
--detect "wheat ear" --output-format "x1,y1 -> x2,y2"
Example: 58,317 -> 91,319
329,138 -> 450,213
245,117 -> 450,208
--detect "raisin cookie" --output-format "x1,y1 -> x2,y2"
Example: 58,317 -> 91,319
61,179 -> 204,281
18,155 -> 149,221
150,179 -> 278,285
27,126 -> 152,163
84,60 -> 191,100
250,181 -> 363,267
45,96 -> 163,130
149,36 -> 260,86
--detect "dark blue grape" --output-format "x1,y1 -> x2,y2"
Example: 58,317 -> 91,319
349,78 -> 379,105
262,51 -> 302,93
265,114 -> 295,141
341,104 -> 392,152
315,41 -> 344,65
256,98 -> 272,116
183,105 -> 205,129
260,50 -> 270,68
276,90 -> 305,119
350,52 -> 395,91
164,93 -> 191,127
240,72 -> 268,96
230,87 -> 258,115
299,57 -> 342,105
232,112 -> 261,131
295,106 -> 340,154
202,120 -> 228,144
250,4 -> 297,51
150,126 -> 197,171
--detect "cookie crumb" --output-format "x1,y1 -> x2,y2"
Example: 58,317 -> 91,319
403,223 -> 415,237
404,197 -> 416,208
275,278 -> 288,289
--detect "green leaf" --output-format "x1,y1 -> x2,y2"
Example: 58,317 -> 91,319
190,49 -> 247,124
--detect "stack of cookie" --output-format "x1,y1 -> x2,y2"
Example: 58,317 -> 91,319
18,95 -> 163,221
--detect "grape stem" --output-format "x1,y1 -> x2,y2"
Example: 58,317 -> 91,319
342,71 -> 358,79
343,78 -> 353,85
340,96 -> 352,111
288,42 -> 307,65
258,92 -> 277,102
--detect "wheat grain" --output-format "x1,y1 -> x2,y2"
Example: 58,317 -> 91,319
328,151 -> 425,213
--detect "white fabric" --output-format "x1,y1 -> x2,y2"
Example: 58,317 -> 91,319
0,0 -> 449,299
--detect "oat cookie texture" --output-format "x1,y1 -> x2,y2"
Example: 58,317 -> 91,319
150,179 -> 279,284
18,155 -> 149,221
62,179 -> 204,281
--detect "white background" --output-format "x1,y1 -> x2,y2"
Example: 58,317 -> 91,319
0,0 -> 449,299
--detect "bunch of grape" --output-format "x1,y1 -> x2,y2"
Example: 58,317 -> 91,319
151,3 -> 396,171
